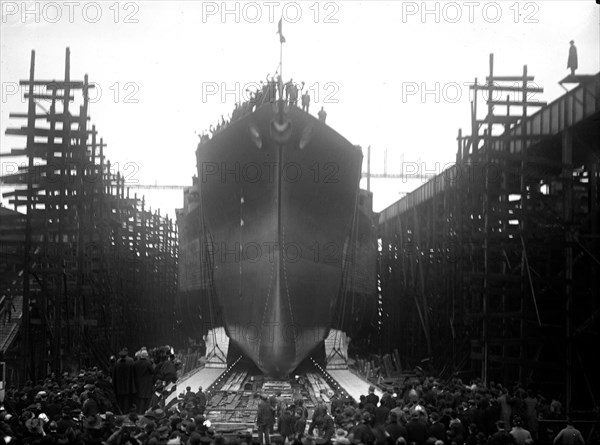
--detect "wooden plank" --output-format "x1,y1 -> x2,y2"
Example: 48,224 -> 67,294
6,127 -> 91,137
486,75 -> 535,82
471,84 -> 544,93
9,112 -> 90,120
19,80 -> 92,89
23,93 -> 75,100
487,100 -> 546,107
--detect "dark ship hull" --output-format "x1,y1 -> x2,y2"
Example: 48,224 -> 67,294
195,102 -> 362,377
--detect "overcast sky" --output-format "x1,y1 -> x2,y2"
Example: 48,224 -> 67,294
1,1 -> 599,218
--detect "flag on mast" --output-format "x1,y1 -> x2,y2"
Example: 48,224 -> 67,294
277,17 -> 286,43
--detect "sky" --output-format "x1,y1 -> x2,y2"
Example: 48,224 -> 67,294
1,0 -> 599,219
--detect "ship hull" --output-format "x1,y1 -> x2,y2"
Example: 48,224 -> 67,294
197,103 -> 362,377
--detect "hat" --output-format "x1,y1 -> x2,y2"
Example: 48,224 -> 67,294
83,415 -> 104,430
25,418 -> 44,434
140,350 -> 149,358
157,425 -> 170,438
154,409 -> 166,419
336,429 -> 348,437
145,410 -> 157,419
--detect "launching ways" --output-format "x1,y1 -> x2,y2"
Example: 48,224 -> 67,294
169,365 -> 378,432
203,327 -> 351,371
167,329 -> 381,432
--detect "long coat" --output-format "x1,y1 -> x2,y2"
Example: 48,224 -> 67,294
257,400 -> 275,427
112,357 -> 136,396
133,358 -> 155,399
568,46 -> 578,70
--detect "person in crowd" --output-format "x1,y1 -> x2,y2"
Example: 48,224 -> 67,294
385,411 -> 407,443
112,347 -> 136,414
278,406 -> 296,444
428,412 -> 447,443
489,420 -> 516,445
553,418 -> 585,445
257,393 -> 275,445
0,354 -> 589,445
134,349 -> 155,414
406,411 -> 428,445
351,412 -> 376,445
510,417 -> 534,445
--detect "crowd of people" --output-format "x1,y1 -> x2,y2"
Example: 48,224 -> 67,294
0,358 -> 593,445
197,74 -> 315,145
254,376 -> 590,445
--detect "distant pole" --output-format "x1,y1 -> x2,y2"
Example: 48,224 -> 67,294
277,17 -> 285,99
23,49 -> 35,384
367,145 -> 371,193
384,149 -> 388,177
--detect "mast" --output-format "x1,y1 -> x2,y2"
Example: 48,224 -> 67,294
277,17 -> 285,99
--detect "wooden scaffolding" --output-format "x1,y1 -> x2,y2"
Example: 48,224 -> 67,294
0,48 -> 178,385
378,54 -> 599,413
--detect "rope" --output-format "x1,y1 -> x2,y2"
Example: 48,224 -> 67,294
198,176 -> 222,363
329,164 -> 362,364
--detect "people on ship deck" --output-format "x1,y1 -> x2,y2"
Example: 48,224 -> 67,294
318,106 -> 327,123
301,91 -> 310,112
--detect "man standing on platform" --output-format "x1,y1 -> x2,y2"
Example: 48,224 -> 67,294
112,348 -> 136,414
195,386 -> 207,415
134,349 -> 155,414
567,40 -> 578,76
301,91 -> 310,112
257,393 -> 275,445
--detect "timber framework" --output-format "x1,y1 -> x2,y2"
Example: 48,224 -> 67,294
378,54 -> 600,413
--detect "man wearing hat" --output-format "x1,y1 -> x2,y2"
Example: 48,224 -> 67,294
113,347 -> 137,414
428,412 -> 446,443
351,412 -> 375,445
195,386 -> 207,415
567,40 -> 578,76
488,420 -> 516,445
334,428 -> 351,445
256,393 -> 275,444
134,349 -> 155,414
385,412 -> 407,443
278,407 -> 295,443
406,411 -> 428,445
